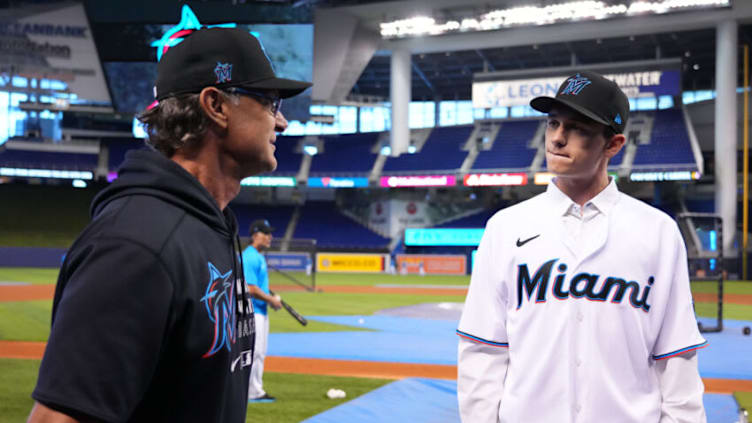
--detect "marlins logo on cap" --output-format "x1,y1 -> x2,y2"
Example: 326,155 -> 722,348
529,70 -> 630,134
560,74 -> 592,96
214,62 -> 232,84
250,219 -> 274,235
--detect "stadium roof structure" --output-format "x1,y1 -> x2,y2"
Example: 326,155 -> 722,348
4,0 -> 752,102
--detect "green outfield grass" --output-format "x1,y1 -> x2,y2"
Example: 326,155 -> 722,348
0,359 -> 40,423
0,359 -> 391,423
270,270 -> 470,287
245,373 -> 391,423
1,267 -> 751,422
0,300 -> 52,342
734,391 -> 752,423
691,280 -> 752,295
0,267 -> 59,285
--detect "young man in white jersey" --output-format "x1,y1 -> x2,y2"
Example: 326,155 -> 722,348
457,70 -> 707,423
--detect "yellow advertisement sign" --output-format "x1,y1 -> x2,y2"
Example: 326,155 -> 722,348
317,253 -> 386,273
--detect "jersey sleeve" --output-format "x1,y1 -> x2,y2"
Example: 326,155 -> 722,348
32,238 -> 174,423
457,216 -> 509,347
242,249 -> 260,286
651,226 -> 707,360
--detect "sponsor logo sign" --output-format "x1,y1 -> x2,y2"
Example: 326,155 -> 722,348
630,171 -> 700,182
308,177 -> 369,188
396,254 -> 467,275
317,253 -> 387,273
240,176 -> 296,187
464,173 -> 527,186
404,228 -> 484,246
380,175 -> 456,188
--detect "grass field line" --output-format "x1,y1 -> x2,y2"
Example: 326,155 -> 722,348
1,341 -> 749,394
5,284 -> 752,305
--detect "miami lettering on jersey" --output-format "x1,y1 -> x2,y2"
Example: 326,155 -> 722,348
517,258 -> 654,312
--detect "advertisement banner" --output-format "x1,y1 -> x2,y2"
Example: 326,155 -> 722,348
240,176 -> 296,187
317,253 -> 387,273
380,175 -> 456,188
0,3 -> 112,103
630,171 -> 701,182
308,177 -> 369,188
396,254 -> 467,275
473,70 -> 681,108
464,173 -> 527,186
264,252 -> 311,272
404,228 -> 484,246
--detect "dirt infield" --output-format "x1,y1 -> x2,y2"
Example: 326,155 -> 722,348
0,284 -> 54,302
0,340 -> 749,394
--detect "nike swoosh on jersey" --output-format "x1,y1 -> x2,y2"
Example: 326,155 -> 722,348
516,234 -> 540,247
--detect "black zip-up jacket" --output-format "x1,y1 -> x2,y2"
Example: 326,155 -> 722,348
33,150 -> 255,423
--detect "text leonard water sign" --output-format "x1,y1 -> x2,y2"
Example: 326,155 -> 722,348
473,70 -> 680,108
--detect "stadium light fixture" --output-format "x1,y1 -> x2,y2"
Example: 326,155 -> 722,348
303,145 -> 318,156
380,0 -> 731,39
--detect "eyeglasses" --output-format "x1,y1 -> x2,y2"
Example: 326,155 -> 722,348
225,87 -> 282,115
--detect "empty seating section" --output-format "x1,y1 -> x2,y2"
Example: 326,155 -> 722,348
231,203 -> 295,238
107,139 -> 147,170
0,149 -> 98,170
472,121 -> 539,170
269,136 -> 303,174
294,201 -> 390,248
382,125 -> 473,173
633,109 -> 695,167
310,133 -> 378,174
434,208 -> 498,228
609,143 -> 625,166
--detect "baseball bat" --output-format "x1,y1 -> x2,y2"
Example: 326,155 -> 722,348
270,290 -> 307,326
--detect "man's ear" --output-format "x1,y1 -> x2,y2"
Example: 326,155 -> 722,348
198,87 -> 230,130
605,133 -> 626,159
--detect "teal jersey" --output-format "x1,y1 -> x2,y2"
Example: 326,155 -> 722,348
242,245 -> 269,315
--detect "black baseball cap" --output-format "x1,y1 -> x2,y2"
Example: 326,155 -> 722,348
155,27 -> 312,101
530,70 -> 629,134
250,219 -> 274,235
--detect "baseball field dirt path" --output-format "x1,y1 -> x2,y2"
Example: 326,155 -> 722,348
0,340 -> 749,394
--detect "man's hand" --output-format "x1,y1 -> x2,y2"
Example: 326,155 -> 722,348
269,294 -> 282,310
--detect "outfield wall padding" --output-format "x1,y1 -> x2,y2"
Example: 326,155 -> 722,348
0,247 -> 66,268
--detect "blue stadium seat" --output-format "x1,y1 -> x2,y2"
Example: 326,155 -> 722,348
310,133 -> 379,175
107,139 -> 148,170
294,201 -> 390,248
472,120 -> 539,170
231,203 -> 295,238
433,208 -> 499,228
383,125 -> 473,173
633,109 -> 695,167
0,149 -> 98,170
269,135 -> 304,175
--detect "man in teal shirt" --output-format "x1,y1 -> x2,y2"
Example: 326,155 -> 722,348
242,219 -> 282,403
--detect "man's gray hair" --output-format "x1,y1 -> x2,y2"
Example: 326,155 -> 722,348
137,92 -> 239,157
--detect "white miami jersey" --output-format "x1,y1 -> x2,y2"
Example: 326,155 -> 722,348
457,180 -> 706,423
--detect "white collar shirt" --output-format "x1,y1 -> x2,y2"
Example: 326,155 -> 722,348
457,178 -> 706,423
